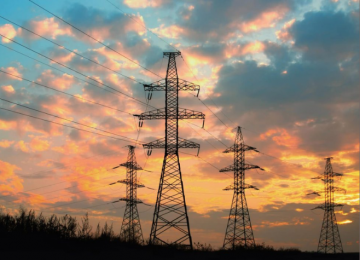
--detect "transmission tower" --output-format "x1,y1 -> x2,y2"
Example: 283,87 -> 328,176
112,145 -> 145,244
307,157 -> 344,254
220,126 -> 263,250
135,51 -> 205,248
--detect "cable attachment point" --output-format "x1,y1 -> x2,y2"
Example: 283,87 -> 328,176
147,91 -> 153,100
139,120 -> 143,127
147,148 -> 152,156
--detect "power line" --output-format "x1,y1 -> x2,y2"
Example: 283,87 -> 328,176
0,33 -> 153,109
0,69 -> 133,114
105,0 -> 179,52
195,94 -> 230,129
2,172 -> 120,207
0,106 -> 140,143
5,17 -> 238,147
0,98 -> 139,143
1,16 -> 300,177
27,1 -> 161,79
0,34 -> 232,150
0,43 -> 145,112
0,16 -> 146,85
0,151 -> 118,200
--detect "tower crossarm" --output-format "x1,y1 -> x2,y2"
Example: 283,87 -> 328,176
223,184 -> 259,191
307,191 -> 321,196
223,144 -> 259,153
119,198 -> 143,204
143,78 -> 200,97
117,179 -> 145,188
134,108 -> 205,120
219,163 -> 264,172
311,176 -> 322,180
118,162 -> 143,170
311,203 -> 343,210
332,172 -> 343,177
307,187 -> 346,196
143,137 -> 200,155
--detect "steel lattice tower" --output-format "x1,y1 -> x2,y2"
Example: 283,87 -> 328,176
308,157 -> 344,254
116,145 -> 145,244
220,126 -> 263,250
135,51 -> 205,248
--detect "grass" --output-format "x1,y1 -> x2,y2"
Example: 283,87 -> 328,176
0,208 -> 357,260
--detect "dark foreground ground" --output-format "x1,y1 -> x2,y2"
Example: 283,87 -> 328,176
0,209 -> 358,259
0,238 -> 358,260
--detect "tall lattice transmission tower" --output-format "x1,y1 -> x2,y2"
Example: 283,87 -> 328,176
307,157 -> 344,254
135,51 -> 205,249
111,145 -> 145,244
220,126 -> 263,250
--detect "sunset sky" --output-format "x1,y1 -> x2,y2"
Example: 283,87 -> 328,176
0,0 -> 359,252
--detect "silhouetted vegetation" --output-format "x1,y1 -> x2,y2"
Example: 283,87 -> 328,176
0,208 -> 357,260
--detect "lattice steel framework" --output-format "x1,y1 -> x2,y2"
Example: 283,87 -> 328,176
220,126 -> 263,250
308,157 -> 344,254
118,145 -> 145,244
135,51 -> 205,249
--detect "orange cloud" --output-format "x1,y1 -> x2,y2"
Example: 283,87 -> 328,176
241,41 -> 266,55
28,17 -> 73,39
262,221 -> 290,227
0,160 -> 23,194
0,140 -> 14,148
2,85 -> 15,93
260,128 -> 300,148
152,24 -> 185,39
30,137 -> 50,152
0,24 -> 19,43
338,220 -> 353,225
240,7 -> 288,33
15,140 -> 30,153
124,0 -> 166,8
276,19 -> 296,42
0,66 -> 22,81
37,70 -> 75,90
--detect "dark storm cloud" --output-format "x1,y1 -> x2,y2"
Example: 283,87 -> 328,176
213,8 -> 359,155
290,10 -> 359,63
173,0 -> 310,42
63,3 -> 131,40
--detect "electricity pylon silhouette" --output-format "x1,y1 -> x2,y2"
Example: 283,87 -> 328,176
220,126 -> 264,250
307,157 -> 344,254
111,145 -> 145,244
135,51 -> 205,249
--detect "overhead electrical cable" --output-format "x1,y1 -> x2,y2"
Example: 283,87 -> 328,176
0,43 -> 144,112
26,2 -> 162,79
0,16 -> 146,84
0,97 -> 138,142
0,69 -> 138,114
105,0 -> 179,52
0,106 -> 141,143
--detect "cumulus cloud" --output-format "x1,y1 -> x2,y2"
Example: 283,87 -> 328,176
0,160 -> 23,194
0,66 -> 23,81
23,17 -> 73,40
0,24 -> 20,43
1,85 -> 15,94
123,0 -> 170,9
37,70 -> 75,90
